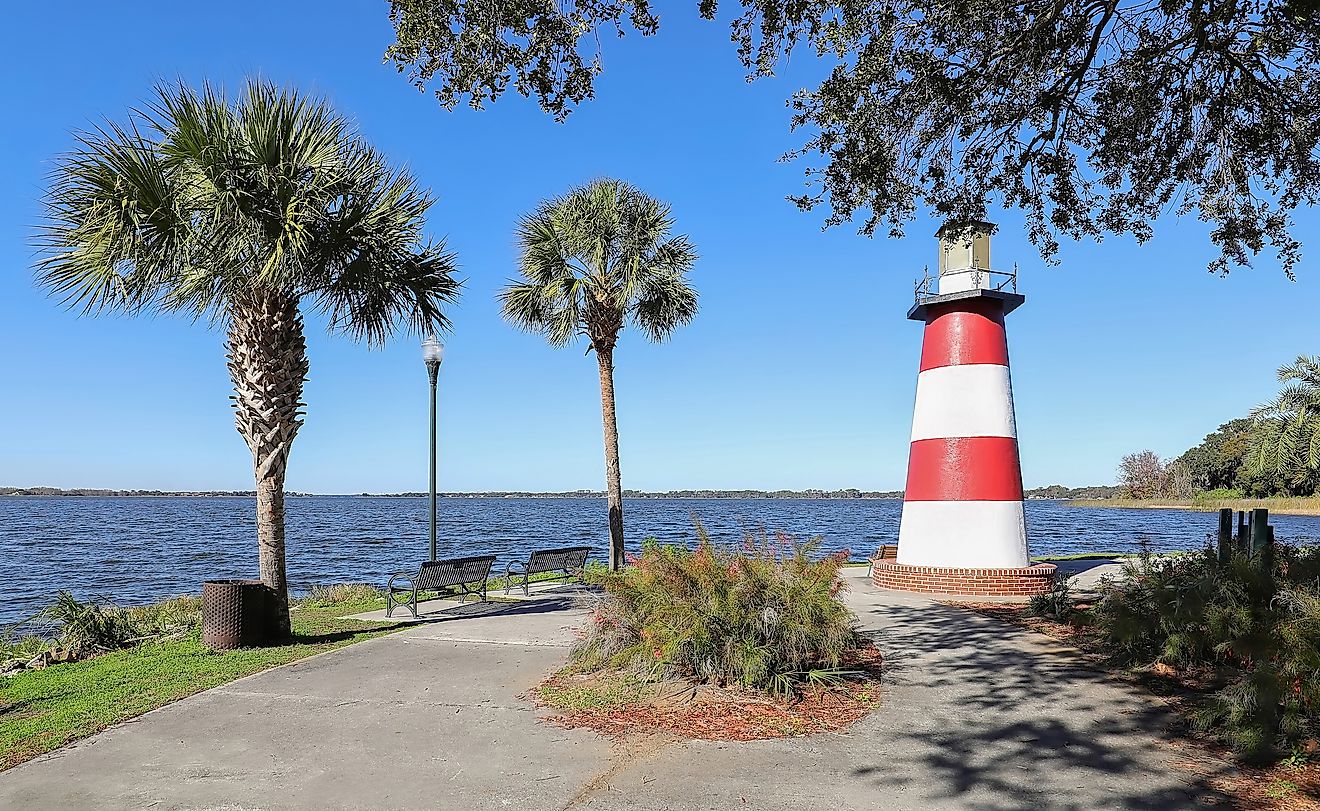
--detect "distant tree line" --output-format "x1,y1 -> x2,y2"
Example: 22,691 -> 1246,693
1118,355 -> 1320,499
1024,484 -> 1122,500
0,488 -> 304,497
8,485 -> 1127,500
369,489 -> 907,499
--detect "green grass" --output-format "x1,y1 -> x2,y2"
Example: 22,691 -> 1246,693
1066,496 -> 1320,515
0,570 -> 593,771
487,569 -> 594,591
0,598 -> 406,771
1035,551 -> 1201,563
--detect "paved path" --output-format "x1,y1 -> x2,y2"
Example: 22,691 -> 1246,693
0,572 -> 1229,810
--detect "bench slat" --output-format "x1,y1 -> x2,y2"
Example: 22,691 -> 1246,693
504,546 -> 592,596
414,555 -> 496,591
525,546 -> 591,576
387,554 -> 497,617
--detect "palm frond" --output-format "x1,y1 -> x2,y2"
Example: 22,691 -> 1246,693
633,268 -> 699,342
1247,356 -> 1320,491
35,118 -> 188,314
1277,355 -> 1320,390
311,239 -> 461,346
500,280 -> 580,348
500,178 -> 698,350
1245,420 -> 1281,475
34,79 -> 459,342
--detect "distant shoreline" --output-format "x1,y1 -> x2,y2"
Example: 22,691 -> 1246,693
2,485 -> 1118,500
1066,497 -> 1320,517
1,488 -> 902,500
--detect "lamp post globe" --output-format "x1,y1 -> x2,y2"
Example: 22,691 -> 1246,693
422,336 -> 444,375
422,336 -> 444,562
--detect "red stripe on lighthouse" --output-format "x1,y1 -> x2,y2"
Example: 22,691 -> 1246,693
903,436 -> 1023,501
919,299 -> 1009,371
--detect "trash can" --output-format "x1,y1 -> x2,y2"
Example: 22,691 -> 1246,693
202,579 -> 273,650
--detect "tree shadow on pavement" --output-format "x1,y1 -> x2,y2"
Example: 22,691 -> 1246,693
290,620 -> 414,644
433,586 -> 596,620
848,600 -> 1234,811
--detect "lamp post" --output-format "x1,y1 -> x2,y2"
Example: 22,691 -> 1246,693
422,336 -> 444,562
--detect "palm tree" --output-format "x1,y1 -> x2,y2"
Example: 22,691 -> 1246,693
1248,355 -> 1320,495
35,81 -> 461,638
500,179 -> 698,570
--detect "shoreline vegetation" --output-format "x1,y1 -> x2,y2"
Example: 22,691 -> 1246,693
1066,496 -> 1320,517
0,486 -> 907,499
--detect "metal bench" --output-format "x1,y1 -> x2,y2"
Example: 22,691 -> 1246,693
503,546 -> 592,596
386,554 -> 496,618
866,544 -> 899,577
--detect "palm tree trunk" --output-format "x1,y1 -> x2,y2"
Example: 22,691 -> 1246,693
226,292 -> 309,640
595,346 -> 625,570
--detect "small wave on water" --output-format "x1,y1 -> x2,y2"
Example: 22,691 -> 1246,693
6,495 -> 1320,625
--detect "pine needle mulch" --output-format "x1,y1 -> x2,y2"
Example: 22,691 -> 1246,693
534,644 -> 883,742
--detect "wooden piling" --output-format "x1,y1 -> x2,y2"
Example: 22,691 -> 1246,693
1217,508 -> 1233,562
1250,508 -> 1271,555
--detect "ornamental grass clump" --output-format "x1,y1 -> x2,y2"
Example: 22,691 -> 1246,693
35,592 -> 202,656
572,524 -> 859,697
2,592 -> 203,670
1091,543 -> 1320,763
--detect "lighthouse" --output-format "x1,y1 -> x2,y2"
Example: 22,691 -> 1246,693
872,221 -> 1056,596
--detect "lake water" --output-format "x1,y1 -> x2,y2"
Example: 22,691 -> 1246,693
5,496 -> 1320,625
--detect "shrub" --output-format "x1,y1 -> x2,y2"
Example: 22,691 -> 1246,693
2,592 -> 202,666
1028,574 -> 1078,622
1090,543 -> 1320,763
42,592 -> 202,655
572,523 -> 859,697
117,596 -> 202,639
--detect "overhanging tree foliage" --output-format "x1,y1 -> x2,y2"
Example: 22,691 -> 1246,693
386,0 -> 1320,275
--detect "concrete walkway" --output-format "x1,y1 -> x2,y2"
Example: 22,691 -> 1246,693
1051,559 -> 1129,594
0,572 -> 1230,810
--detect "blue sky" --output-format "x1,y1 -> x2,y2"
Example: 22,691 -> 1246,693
1,2 -> 1316,494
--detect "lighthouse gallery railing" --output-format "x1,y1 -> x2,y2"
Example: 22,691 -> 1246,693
914,265 -> 1018,303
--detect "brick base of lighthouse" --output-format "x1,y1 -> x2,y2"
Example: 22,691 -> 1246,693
871,561 -> 1057,597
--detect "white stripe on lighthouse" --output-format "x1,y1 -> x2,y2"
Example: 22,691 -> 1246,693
897,501 -> 1029,567
910,364 -> 1017,441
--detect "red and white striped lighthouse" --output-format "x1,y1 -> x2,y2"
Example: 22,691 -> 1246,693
872,221 -> 1056,596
